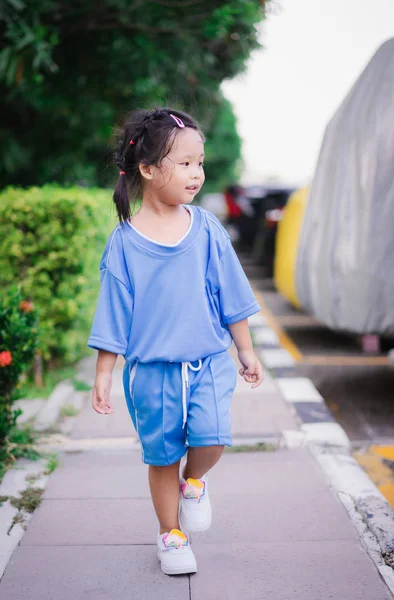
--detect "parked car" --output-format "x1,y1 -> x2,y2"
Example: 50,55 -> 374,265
244,184 -> 295,275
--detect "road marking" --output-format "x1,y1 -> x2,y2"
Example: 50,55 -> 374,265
253,290 -> 303,361
354,447 -> 394,508
370,446 -> 394,461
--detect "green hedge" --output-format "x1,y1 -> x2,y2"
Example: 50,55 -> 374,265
0,186 -> 116,363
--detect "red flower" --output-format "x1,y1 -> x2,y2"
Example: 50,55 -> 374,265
0,351 -> 13,367
19,300 -> 33,313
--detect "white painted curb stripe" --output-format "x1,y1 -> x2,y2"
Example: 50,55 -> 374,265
253,327 -> 279,346
276,377 -> 324,403
260,348 -> 295,369
301,422 -> 351,449
248,314 -> 267,327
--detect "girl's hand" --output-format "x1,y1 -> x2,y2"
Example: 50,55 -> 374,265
237,349 -> 264,389
92,372 -> 114,414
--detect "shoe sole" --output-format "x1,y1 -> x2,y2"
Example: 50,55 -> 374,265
157,553 -> 197,575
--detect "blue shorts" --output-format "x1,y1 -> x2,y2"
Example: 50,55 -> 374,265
123,350 -> 237,466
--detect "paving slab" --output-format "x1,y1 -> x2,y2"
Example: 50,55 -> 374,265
229,346 -> 299,436
201,451 -> 359,544
57,449 -> 143,468
45,446 -> 344,506
28,450 -> 358,546
208,448 -> 340,495
21,499 -> 157,546
70,394 -> 136,439
43,462 -> 150,499
198,491 -> 356,544
230,389 -> 298,436
0,545 -> 189,600
190,541 -> 392,600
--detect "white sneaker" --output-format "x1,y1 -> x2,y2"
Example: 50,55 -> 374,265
157,529 -> 197,575
179,475 -> 212,533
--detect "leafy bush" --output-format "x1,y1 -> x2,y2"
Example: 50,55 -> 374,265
0,287 -> 38,444
0,185 -> 115,362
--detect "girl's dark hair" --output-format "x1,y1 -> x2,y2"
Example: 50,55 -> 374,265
113,107 -> 203,222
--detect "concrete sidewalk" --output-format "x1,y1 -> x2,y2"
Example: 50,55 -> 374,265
0,347 -> 392,599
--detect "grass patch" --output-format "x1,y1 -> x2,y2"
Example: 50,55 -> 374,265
15,365 -> 91,401
44,454 -> 59,474
10,486 -> 44,513
0,425 -> 41,483
8,486 -> 45,533
60,404 -> 80,418
23,453 -> 59,483
225,442 -> 277,453
9,511 -> 25,532
72,379 -> 91,392
16,366 -> 77,400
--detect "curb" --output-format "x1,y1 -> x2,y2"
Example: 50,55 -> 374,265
248,311 -> 394,596
34,380 -> 75,431
0,458 -> 50,581
0,367 -> 88,582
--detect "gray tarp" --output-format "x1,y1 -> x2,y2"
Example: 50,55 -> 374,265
295,38 -> 394,335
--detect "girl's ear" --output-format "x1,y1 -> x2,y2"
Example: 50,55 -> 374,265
139,162 -> 155,180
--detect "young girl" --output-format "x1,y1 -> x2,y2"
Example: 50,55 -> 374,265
88,107 -> 264,576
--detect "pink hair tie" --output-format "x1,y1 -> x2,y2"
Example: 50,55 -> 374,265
129,140 -> 135,145
119,171 -> 126,176
170,114 -> 185,128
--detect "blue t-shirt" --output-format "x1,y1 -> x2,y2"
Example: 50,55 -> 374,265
88,205 -> 261,363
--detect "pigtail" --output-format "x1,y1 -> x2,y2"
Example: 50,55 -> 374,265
113,171 -> 130,222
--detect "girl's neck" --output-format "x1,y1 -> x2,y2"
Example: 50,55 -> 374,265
137,199 -> 186,220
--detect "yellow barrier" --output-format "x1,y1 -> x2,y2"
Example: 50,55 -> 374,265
274,187 -> 309,308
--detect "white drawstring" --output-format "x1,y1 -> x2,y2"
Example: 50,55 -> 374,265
181,360 -> 202,429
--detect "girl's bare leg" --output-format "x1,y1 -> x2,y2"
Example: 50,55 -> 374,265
182,446 -> 224,480
149,448 -> 224,534
149,460 -> 181,535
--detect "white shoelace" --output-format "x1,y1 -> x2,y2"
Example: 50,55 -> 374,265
181,360 -> 202,429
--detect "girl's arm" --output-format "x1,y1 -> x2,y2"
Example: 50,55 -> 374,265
92,349 -> 118,414
228,319 -> 264,389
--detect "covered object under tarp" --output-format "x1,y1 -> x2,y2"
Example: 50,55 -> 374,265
295,38 -> 394,335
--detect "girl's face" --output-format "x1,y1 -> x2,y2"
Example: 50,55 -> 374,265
146,127 -> 205,206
